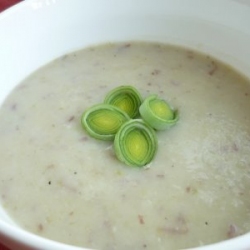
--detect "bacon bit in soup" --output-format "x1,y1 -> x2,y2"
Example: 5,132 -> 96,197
67,116 -> 75,122
138,215 -> 145,225
185,186 -> 197,194
37,223 -> 44,232
99,85 -> 108,89
208,60 -> 218,76
46,164 -> 56,170
232,143 -> 239,152
10,103 -> 17,111
80,136 -> 88,142
186,50 -> 194,59
158,214 -> 189,235
227,224 -> 239,238
116,43 -> 131,53
151,69 -> 161,75
186,186 -> 191,193
170,80 -> 181,86
156,174 -> 165,178
122,43 -> 131,49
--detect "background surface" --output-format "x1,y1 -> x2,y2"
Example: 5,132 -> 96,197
0,0 -> 21,11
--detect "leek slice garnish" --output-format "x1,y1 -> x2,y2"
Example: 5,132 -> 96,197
81,104 -> 130,140
114,119 -> 157,167
139,95 -> 179,130
104,85 -> 142,118
81,86 -> 179,167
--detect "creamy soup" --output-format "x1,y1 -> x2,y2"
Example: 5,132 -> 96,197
0,42 -> 250,250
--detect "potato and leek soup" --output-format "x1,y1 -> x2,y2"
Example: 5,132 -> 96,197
0,42 -> 250,250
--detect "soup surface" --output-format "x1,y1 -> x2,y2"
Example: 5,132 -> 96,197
0,42 -> 250,250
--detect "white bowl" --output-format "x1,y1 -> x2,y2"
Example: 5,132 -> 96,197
0,0 -> 250,249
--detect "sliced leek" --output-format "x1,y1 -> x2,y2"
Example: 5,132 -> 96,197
139,95 -> 178,130
104,85 -> 142,118
81,85 -> 180,167
114,119 -> 157,167
81,104 -> 130,141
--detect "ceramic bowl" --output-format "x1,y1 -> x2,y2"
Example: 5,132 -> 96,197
0,0 -> 250,249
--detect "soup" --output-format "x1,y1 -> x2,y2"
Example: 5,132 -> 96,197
0,42 -> 250,250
